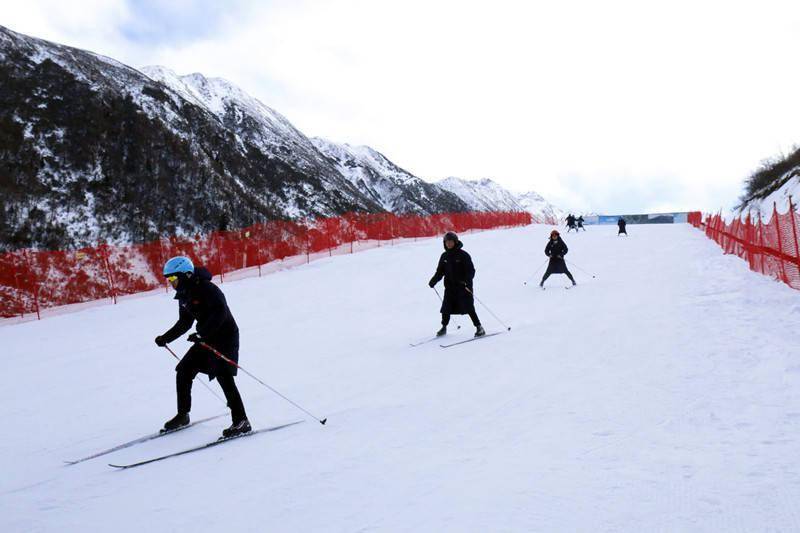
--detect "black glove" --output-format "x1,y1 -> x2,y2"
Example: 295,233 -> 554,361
187,333 -> 202,343
428,279 -> 436,288
154,335 -> 167,347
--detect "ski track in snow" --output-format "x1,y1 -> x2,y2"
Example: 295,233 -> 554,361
1,224 -> 799,532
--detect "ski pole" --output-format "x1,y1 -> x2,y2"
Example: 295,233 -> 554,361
523,259 -> 549,285
163,345 -> 227,405
197,341 -> 327,425
432,287 -> 460,329
566,260 -> 597,279
464,287 -> 511,331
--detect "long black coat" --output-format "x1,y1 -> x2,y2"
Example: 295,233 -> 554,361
161,267 -> 239,377
544,237 -> 569,274
618,219 -> 627,233
429,241 -> 476,315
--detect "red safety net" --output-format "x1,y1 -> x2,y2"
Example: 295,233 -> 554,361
0,211 -> 532,319
688,201 -> 800,290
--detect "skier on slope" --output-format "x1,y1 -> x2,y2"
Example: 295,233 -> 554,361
576,215 -> 586,231
429,232 -> 485,338
154,256 -> 251,438
617,217 -> 627,236
540,229 -> 577,288
566,214 -> 577,232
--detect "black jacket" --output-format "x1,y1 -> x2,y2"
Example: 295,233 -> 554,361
429,241 -> 476,315
544,237 -> 569,273
161,267 -> 239,376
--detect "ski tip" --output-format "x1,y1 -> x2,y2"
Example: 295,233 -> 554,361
63,460 -> 77,466
319,418 -> 327,425
108,464 -> 126,469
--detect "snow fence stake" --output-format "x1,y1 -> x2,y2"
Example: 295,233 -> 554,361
197,341 -> 327,425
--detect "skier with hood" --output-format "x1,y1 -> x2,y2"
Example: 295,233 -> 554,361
540,229 -> 577,288
428,232 -> 485,338
566,214 -> 577,232
618,217 -> 628,236
154,256 -> 251,438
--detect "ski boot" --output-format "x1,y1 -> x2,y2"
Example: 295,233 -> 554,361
161,412 -> 190,433
475,325 -> 486,337
222,418 -> 252,439
436,326 -> 447,337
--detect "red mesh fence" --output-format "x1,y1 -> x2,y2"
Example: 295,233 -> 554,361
688,201 -> 800,290
0,210 -> 532,319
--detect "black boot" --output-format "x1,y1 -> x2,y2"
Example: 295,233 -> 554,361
436,326 -> 447,337
222,418 -> 252,439
161,412 -> 190,433
475,325 -> 486,337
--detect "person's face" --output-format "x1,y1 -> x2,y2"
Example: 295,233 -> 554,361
551,234 -> 558,240
445,239 -> 456,249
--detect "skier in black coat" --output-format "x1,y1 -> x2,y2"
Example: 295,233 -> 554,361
540,230 -> 576,287
618,218 -> 627,236
428,232 -> 485,337
154,256 -> 250,438
576,215 -> 586,231
566,214 -> 577,232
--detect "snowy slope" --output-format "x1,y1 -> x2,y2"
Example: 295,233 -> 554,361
2,224 -> 800,531
310,138 -> 468,214
735,168 -> 800,221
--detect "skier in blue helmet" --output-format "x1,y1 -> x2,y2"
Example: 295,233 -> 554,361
154,256 -> 251,438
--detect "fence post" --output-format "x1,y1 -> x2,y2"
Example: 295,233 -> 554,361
101,245 -> 117,305
215,234 -> 224,284
13,269 -> 24,319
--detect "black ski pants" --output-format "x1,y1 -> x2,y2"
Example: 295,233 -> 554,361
540,266 -> 575,284
176,345 -> 247,423
442,310 -> 481,327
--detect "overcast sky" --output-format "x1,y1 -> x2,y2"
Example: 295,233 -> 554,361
4,0 -> 800,213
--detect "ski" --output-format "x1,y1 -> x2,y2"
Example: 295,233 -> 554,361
409,336 -> 442,347
108,421 -> 304,469
440,332 -> 503,348
64,413 -> 228,465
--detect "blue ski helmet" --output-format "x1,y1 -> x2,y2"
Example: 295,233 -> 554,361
163,256 -> 194,277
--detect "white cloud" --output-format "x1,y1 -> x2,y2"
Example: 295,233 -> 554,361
3,0 -> 800,213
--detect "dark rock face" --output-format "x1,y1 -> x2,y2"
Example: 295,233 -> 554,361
0,26 -> 385,251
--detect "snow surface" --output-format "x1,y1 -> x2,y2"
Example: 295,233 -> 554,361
2,224 -> 800,532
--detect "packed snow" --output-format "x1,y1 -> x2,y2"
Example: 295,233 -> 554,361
2,224 -> 799,532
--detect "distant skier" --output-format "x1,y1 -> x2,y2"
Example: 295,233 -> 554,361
429,232 -> 485,338
154,256 -> 251,439
576,215 -> 586,231
540,230 -> 576,287
617,217 -> 627,236
566,214 -> 577,232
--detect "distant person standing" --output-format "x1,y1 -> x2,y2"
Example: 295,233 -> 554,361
540,230 -> 576,288
429,232 -> 485,338
618,218 -> 627,236
576,215 -> 586,231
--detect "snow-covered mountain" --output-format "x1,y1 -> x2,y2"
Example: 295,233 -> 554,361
435,177 -> 562,224
516,191 -> 564,224
437,177 -> 525,212
310,139 -> 468,214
